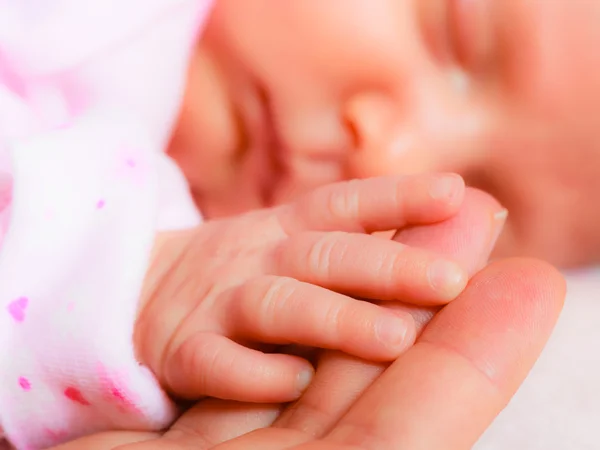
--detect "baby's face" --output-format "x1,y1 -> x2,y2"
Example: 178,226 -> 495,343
170,0 -> 600,267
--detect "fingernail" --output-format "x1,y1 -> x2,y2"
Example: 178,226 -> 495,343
429,174 -> 463,201
376,314 -> 409,347
489,208 -> 508,250
428,259 -> 468,298
296,367 -> 314,393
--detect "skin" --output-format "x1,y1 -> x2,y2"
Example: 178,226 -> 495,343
169,0 -> 600,267
136,174 -> 470,403
52,1 -> 580,447
52,189 -> 566,449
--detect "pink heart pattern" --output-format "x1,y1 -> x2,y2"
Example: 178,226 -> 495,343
64,387 -> 90,406
7,297 -> 28,322
18,377 -> 31,391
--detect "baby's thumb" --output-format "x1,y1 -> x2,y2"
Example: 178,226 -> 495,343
390,188 -> 507,332
393,187 -> 506,276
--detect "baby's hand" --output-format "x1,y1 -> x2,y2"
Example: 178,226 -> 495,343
135,174 -> 468,404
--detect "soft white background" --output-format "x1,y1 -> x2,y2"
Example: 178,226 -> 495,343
476,267 -> 600,449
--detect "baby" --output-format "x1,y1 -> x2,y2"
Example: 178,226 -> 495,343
167,1 -> 600,449
0,1 -> 472,449
175,0 -> 600,268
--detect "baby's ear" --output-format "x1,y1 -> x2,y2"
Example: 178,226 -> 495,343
393,188 -> 507,276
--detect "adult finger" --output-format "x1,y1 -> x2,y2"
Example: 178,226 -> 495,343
322,258 -> 565,450
114,402 -> 283,450
278,173 -> 464,234
50,432 -> 157,450
161,401 -> 283,450
208,428 -> 310,450
275,188 -> 506,435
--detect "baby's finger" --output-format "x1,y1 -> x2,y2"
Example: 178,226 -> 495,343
386,187 -> 507,331
278,173 -> 464,234
224,276 -> 416,361
163,332 -> 315,402
273,232 -> 467,305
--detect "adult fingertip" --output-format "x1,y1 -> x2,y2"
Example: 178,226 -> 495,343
422,257 -> 566,393
471,257 -> 566,329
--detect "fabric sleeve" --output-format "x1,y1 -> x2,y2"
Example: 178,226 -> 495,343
0,1 -> 212,448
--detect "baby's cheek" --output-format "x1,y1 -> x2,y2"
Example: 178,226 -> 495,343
168,45 -> 243,196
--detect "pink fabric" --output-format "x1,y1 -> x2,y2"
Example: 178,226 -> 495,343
0,1 -> 212,448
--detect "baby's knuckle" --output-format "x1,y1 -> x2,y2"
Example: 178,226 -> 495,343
169,335 -> 213,391
307,232 -> 348,276
185,338 -> 211,375
256,276 -> 298,329
326,179 -> 361,221
390,182 -> 409,214
381,247 -> 409,285
322,301 -> 345,340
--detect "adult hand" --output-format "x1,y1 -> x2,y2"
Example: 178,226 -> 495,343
53,258 -> 564,450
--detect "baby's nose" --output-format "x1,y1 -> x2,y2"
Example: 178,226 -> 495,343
343,90 -> 488,179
